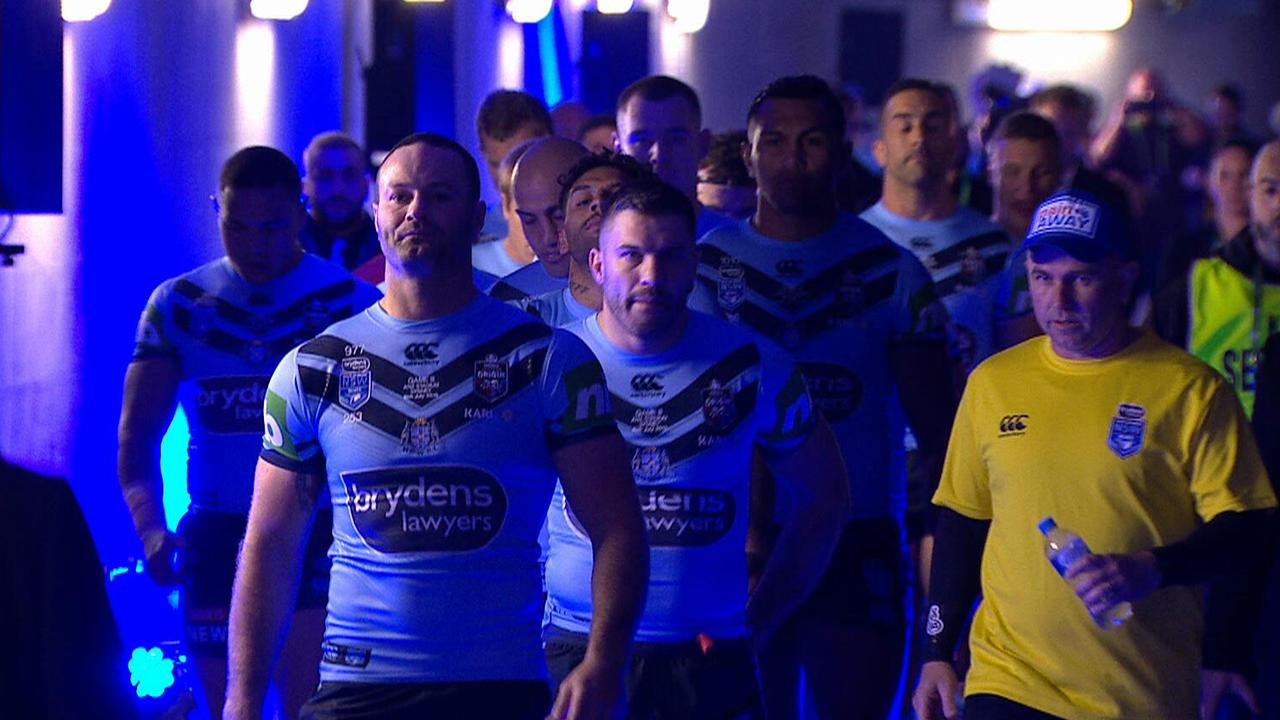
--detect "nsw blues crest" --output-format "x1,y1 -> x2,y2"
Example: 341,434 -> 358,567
339,356 -> 372,411
717,257 -> 745,311
1107,403 -> 1146,458
473,353 -> 509,403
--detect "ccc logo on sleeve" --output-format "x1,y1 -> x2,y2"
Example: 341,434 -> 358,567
998,414 -> 1028,436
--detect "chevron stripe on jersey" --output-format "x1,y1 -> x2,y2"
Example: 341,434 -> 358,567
545,311 -> 815,642
130,254 -> 381,513
692,214 -> 946,521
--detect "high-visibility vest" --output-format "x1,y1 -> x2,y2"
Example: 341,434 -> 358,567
1188,257 -> 1280,416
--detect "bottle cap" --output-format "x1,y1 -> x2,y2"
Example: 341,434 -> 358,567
1037,517 -> 1056,534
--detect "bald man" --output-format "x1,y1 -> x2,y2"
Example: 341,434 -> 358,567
1155,141 -> 1280,417
489,137 -> 588,302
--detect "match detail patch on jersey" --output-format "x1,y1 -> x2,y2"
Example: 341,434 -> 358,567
1107,403 -> 1146,458
340,466 -> 508,553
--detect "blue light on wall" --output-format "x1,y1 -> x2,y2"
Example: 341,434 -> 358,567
522,4 -> 572,109
536,14 -> 562,107
159,407 -> 191,531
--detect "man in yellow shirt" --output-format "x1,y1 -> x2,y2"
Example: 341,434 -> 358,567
913,190 -> 1276,720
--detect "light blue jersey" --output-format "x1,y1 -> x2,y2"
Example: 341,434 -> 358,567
860,202 -> 1010,373
488,261 -> 568,302
132,254 -> 380,513
693,214 -> 946,520
472,238 -> 530,278
260,295 -> 616,683
520,286 -> 596,328
546,312 -> 815,642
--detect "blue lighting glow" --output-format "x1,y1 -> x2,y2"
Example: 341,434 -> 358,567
537,14 -> 563,107
159,407 -> 191,531
128,647 -> 176,699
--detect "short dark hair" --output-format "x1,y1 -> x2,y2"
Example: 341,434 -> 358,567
476,90 -> 553,143
747,75 -> 846,141
558,151 -> 655,213
617,75 -> 702,125
577,114 -> 617,142
220,146 -> 302,196
1215,138 -> 1259,162
302,131 -> 366,174
881,78 -> 948,120
601,178 -> 697,240
1029,84 -> 1096,122
699,130 -> 753,188
989,111 -> 1062,154
379,132 -> 481,206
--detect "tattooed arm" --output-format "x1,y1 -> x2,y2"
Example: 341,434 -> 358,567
223,460 -> 323,720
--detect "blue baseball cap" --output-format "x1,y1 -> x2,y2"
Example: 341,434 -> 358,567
1021,190 -> 1134,263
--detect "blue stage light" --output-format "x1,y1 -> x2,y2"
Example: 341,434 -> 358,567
128,647 -> 176,699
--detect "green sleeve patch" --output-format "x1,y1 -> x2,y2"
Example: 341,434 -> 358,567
559,360 -> 615,436
262,388 -> 300,460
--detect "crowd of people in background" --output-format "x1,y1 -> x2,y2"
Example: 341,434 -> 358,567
59,60 -> 1280,720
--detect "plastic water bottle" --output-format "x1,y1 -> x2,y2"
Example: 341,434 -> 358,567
1038,517 -> 1132,628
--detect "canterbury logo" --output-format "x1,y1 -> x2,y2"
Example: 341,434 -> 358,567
999,414 -> 1028,434
404,343 -> 439,362
775,259 -> 803,276
630,374 -> 665,393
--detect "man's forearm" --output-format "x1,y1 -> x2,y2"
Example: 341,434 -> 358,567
584,525 -> 648,669
225,529 -> 307,713
117,437 -> 167,538
747,493 -> 844,637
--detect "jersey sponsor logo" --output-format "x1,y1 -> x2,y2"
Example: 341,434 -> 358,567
574,382 -> 610,423
629,373 -> 666,397
797,362 -> 861,422
404,342 -> 440,365
194,376 -> 271,433
1107,403 -> 1146,458
639,487 -> 735,546
321,642 -> 371,668
473,354 -> 509,402
701,379 -> 736,433
1029,197 -> 1100,239
717,258 -> 746,311
339,356 -> 373,411
264,413 -> 285,449
630,407 -> 671,436
340,466 -> 508,552
1221,348 -> 1262,395
400,417 -> 443,456
137,318 -> 164,349
775,259 -> 803,277
998,413 -> 1028,436
632,445 -> 672,482
402,374 -> 441,404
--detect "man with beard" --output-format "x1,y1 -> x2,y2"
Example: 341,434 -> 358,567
543,178 -> 848,718
1155,140 -> 1280,417
223,132 -> 647,720
694,75 -> 955,720
299,132 -> 380,271
521,151 -> 654,327
494,137 -> 587,302
119,146 -> 381,720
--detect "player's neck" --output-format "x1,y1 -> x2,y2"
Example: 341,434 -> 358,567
314,211 -> 366,239
881,176 -> 955,221
753,197 -> 839,241
1215,210 -> 1247,244
568,262 -> 602,311
599,308 -> 689,356
381,267 -> 477,321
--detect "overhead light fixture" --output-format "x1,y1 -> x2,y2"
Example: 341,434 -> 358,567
403,0 -> 446,3
597,0 -> 634,13
667,0 -> 709,33
987,0 -> 1132,32
249,0 -> 309,20
62,0 -> 112,22
506,0 -> 553,24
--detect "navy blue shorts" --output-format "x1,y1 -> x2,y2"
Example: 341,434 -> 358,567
300,680 -> 551,720
178,507 -> 332,655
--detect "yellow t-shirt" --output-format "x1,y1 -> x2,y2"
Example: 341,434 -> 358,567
935,331 -> 1276,720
